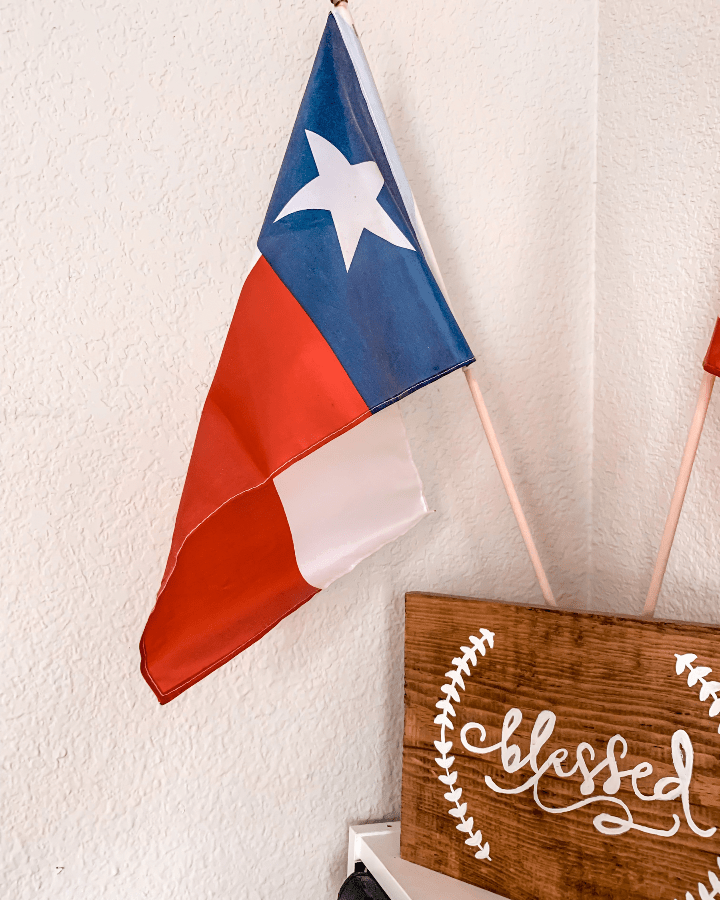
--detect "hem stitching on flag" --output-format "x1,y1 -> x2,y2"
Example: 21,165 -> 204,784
140,582 -> 318,702
367,356 -> 475,412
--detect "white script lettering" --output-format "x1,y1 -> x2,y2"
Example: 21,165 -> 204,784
460,708 -> 715,840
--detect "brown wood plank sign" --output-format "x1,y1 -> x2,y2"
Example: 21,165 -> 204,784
401,592 -> 720,900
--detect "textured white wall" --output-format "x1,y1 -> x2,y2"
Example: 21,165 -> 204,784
594,0 -> 720,620
2,1 -> 595,898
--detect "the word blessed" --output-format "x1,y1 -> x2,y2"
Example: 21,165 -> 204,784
460,707 -> 715,840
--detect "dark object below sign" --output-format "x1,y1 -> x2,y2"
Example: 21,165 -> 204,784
401,592 -> 720,900
337,869 -> 391,900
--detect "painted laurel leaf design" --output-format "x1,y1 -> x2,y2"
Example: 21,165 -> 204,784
435,627 -> 495,862
700,682 -> 720,702
676,653 -> 697,674
676,856 -> 720,900
675,653 -> 720,734
674,655 -> 720,897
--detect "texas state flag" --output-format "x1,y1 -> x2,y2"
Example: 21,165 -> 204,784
140,9 -> 474,703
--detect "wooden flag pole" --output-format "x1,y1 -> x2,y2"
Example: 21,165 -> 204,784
412,212 -> 557,607
331,0 -> 557,607
463,368 -> 557,607
643,318 -> 720,617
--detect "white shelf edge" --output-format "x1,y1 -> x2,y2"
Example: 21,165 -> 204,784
347,822 -> 510,900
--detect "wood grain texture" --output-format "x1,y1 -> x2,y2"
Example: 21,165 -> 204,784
401,592 -> 720,900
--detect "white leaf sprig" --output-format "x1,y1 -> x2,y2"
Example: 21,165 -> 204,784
674,653 -> 720,734
434,628 -> 495,862
675,856 -> 720,900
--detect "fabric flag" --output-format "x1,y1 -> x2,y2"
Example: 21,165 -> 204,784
140,9 -> 474,703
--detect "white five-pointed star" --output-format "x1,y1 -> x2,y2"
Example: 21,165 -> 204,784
274,130 -> 415,271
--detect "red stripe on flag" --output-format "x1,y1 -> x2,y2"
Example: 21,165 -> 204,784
141,255 -> 371,702
160,255 -> 370,594
141,478 -> 318,704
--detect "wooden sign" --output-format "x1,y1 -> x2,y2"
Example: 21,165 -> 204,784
401,592 -> 720,900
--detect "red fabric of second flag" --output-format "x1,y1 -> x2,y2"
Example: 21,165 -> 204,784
141,256 -> 370,703
703,317 -> 720,377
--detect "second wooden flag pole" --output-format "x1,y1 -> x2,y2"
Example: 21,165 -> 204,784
644,318 -> 720,617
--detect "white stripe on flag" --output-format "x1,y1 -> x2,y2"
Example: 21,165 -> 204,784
273,405 -> 428,590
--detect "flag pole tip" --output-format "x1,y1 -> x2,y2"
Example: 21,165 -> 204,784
702,317 -> 720,378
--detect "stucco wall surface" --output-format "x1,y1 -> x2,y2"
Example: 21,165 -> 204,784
2,1 -> 595,898
594,0 -> 720,620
